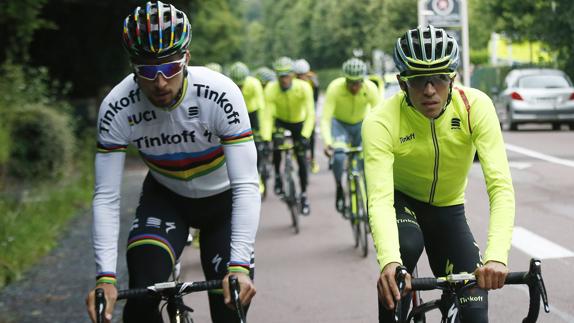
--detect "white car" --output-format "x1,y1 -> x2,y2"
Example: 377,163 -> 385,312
494,68 -> 574,131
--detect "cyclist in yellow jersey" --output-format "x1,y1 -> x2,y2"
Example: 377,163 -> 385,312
368,72 -> 386,98
228,62 -> 268,195
362,25 -> 515,322
254,66 -> 276,88
293,59 -> 321,174
262,56 -> 315,215
321,58 -> 379,212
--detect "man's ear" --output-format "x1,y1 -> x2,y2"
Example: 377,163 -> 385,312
398,78 -> 408,92
185,50 -> 191,64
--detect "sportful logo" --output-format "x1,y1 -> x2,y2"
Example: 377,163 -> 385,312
451,117 -> 461,130
188,106 -> 199,119
99,89 -> 141,134
400,133 -> 416,144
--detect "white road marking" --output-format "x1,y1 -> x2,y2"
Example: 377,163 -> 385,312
508,161 -> 532,170
506,143 -> 574,168
512,227 -> 574,259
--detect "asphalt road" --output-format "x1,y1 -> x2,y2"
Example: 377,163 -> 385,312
0,125 -> 572,322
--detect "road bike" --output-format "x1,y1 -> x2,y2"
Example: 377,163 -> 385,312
273,129 -> 301,234
393,258 -> 550,323
95,275 -> 246,323
335,146 -> 369,257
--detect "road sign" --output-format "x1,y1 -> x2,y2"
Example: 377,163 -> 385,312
418,0 -> 470,86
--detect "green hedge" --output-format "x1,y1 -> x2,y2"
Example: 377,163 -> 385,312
7,105 -> 74,180
316,68 -> 342,91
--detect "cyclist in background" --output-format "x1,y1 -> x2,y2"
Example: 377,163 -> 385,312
254,66 -> 276,89
293,58 -> 320,174
262,56 -> 315,215
321,58 -> 379,213
362,25 -> 515,322
205,62 -> 222,73
228,62 -> 268,193
85,2 -> 259,322
368,72 -> 386,98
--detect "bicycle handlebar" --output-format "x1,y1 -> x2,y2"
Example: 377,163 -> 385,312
395,259 -> 550,323
95,277 -> 244,322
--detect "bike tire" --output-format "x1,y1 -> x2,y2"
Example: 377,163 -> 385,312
287,176 -> 299,234
348,181 -> 360,248
355,176 -> 368,257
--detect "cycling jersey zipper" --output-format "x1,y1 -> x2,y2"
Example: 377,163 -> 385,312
429,119 -> 439,203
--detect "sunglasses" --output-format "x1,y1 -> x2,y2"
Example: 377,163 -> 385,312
400,74 -> 452,90
133,57 -> 186,81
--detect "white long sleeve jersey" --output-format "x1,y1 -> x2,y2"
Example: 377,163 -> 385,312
92,66 -> 261,277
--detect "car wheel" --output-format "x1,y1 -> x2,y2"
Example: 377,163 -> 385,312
552,123 -> 561,131
505,107 -> 517,131
569,122 -> 574,131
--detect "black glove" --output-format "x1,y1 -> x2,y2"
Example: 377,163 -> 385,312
300,137 -> 310,149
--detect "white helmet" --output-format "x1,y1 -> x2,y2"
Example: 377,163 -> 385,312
293,59 -> 311,75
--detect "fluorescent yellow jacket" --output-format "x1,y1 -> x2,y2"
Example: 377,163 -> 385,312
321,77 -> 379,146
240,76 -> 266,136
262,78 -> 315,141
362,86 -> 515,271
241,76 -> 265,113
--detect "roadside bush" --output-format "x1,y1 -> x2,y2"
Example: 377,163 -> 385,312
316,68 -> 342,91
7,104 -> 74,180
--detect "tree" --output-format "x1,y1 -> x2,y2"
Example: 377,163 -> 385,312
483,0 -> 574,75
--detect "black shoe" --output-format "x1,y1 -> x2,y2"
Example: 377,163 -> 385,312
300,193 -> 310,215
336,186 -> 345,213
274,176 -> 283,195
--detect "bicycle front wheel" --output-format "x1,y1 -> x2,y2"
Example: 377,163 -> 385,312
286,175 -> 299,234
355,176 -> 368,257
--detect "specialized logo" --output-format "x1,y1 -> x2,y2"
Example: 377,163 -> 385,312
165,222 -> 176,234
133,130 -> 196,149
400,133 -> 416,144
193,83 -> 240,125
451,117 -> 461,130
128,110 -> 157,126
99,89 -> 141,134
188,106 -> 199,119
447,303 -> 458,322
212,254 -> 223,272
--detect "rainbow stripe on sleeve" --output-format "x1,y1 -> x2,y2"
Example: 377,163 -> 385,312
220,129 -> 254,145
97,142 -> 128,153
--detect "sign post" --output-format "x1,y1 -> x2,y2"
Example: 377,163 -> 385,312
418,0 -> 470,86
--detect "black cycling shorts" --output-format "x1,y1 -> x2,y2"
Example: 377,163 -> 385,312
378,191 -> 488,323
123,173 -> 253,323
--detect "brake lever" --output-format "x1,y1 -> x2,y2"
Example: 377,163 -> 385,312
95,288 -> 106,323
393,266 -> 408,323
229,275 -> 246,323
530,259 -> 550,313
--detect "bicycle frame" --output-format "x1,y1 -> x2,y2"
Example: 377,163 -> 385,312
338,147 -> 370,257
394,258 -> 550,323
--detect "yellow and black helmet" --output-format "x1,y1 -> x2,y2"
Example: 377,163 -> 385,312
393,25 -> 459,76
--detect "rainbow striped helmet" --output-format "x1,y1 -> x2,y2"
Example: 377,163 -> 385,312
393,25 -> 459,76
122,1 -> 192,59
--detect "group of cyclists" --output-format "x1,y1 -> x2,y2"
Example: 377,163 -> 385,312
86,2 -> 516,323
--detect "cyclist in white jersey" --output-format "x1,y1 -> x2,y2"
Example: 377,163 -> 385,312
85,2 -> 260,323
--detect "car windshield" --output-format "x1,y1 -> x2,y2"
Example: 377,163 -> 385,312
518,75 -> 571,89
